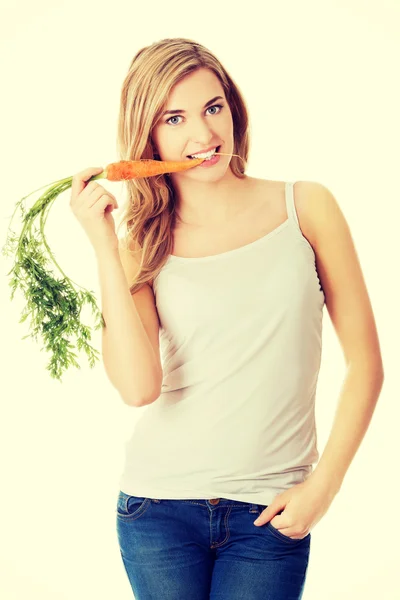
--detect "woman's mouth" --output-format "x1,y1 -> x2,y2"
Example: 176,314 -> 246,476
187,145 -> 221,160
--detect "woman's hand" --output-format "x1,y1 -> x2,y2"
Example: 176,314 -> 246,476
70,166 -> 119,254
253,476 -> 337,539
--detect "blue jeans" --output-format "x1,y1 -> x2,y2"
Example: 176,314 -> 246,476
116,491 -> 311,599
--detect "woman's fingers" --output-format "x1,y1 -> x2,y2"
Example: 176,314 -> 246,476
70,167 -> 104,204
70,168 -> 117,210
86,184 -> 118,209
69,167 -> 119,252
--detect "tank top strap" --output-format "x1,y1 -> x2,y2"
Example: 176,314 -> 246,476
285,181 -> 300,228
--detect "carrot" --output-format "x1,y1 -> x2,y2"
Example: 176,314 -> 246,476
91,151 -> 243,181
102,157 -> 204,180
1,151 -> 243,382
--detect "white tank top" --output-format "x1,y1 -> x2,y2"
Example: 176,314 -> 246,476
119,181 -> 326,505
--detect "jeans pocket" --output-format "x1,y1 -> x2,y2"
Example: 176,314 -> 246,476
257,507 -> 309,544
266,521 -> 305,543
116,491 -> 150,520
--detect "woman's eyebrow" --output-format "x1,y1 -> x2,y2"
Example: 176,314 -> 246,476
162,96 -> 224,116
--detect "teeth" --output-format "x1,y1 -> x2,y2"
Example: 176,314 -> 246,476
189,147 -> 217,159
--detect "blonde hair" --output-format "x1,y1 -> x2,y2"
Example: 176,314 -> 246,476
116,37 -> 251,294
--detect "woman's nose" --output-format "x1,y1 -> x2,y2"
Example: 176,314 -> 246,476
189,122 -> 216,144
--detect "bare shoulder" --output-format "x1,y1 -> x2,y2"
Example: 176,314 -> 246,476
291,180 -> 319,251
290,180 -> 346,252
254,177 -> 316,251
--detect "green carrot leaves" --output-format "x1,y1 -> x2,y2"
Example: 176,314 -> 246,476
2,176 -> 105,383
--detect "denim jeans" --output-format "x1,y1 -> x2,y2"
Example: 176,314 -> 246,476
116,491 -> 311,599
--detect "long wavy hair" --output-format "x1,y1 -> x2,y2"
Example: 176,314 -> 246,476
115,37 -> 251,294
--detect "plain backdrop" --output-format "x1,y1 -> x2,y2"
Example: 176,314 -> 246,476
0,1 -> 399,598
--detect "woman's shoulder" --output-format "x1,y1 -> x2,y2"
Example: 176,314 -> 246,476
250,177 -> 316,250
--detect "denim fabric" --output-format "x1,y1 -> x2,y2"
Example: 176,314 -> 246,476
116,491 -> 311,599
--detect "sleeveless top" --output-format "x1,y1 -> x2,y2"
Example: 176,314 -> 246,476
119,181 -> 326,506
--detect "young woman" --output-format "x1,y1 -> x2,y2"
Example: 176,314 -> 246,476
71,38 -> 384,600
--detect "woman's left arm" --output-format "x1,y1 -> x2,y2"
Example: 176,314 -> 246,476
254,182 -> 384,536
300,180 -> 385,494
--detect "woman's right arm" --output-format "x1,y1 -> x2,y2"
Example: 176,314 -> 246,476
69,166 -> 162,407
96,242 -> 163,407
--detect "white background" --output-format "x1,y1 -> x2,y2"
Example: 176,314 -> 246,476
0,0 -> 398,598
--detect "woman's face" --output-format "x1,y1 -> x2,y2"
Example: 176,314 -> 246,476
151,68 -> 234,176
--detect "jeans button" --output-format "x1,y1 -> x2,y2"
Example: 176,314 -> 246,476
209,498 -> 220,505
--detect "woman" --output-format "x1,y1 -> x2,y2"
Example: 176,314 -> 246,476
71,37 -> 384,600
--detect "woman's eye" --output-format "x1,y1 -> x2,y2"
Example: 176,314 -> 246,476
165,104 -> 223,126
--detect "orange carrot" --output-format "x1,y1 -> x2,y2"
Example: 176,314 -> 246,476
91,151 -> 244,181
104,157 -> 204,180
